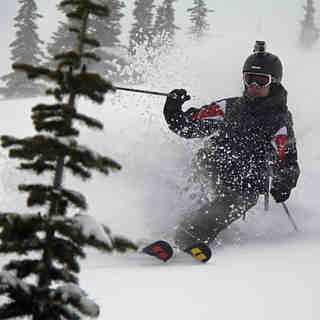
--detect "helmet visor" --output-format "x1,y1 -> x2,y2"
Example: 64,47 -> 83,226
243,72 -> 272,88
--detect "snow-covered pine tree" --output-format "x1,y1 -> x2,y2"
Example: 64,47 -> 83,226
0,0 -> 45,99
187,0 -> 214,41
129,0 -> 155,53
299,0 -> 319,49
153,0 -> 180,47
0,1 -> 136,319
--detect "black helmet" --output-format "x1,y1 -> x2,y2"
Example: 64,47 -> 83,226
243,41 -> 283,83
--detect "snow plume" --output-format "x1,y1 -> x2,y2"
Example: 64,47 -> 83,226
69,33 -> 320,247
0,33 -> 319,249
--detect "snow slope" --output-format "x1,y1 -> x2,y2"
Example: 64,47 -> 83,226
0,32 -> 320,320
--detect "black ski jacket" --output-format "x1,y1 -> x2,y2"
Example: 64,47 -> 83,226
164,85 -> 300,197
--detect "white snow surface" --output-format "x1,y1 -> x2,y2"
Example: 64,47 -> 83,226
0,32 -> 320,320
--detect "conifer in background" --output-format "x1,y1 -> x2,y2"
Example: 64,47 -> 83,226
129,0 -> 155,53
48,1 -> 127,81
153,0 -> 180,47
0,0 -> 45,99
89,0 -> 128,81
187,0 -> 214,41
91,0 -> 125,48
299,0 -> 319,49
0,1 -> 136,319
46,5 -> 77,67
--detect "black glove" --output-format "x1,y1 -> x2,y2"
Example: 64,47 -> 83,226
164,89 -> 191,112
270,165 -> 298,203
270,183 -> 291,203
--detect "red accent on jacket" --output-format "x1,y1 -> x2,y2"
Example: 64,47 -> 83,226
193,104 -> 225,120
274,134 -> 287,162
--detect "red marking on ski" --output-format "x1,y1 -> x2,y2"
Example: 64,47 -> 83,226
152,246 -> 169,260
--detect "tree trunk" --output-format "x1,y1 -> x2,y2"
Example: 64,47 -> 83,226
38,9 -> 89,290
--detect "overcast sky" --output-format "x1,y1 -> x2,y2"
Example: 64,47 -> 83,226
0,0 -> 318,75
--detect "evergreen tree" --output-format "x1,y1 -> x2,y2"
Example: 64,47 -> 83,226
299,0 -> 319,49
91,0 -> 125,48
89,0 -> 128,80
48,1 -> 127,80
46,6 -> 77,65
187,0 -> 214,41
1,0 -> 45,99
47,0 -> 127,80
153,0 -> 180,46
0,1 -> 136,319
129,0 -> 155,53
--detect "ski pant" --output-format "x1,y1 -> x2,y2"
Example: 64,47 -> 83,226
174,172 -> 259,250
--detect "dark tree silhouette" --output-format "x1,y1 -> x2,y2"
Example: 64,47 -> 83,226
0,1 -> 136,319
187,0 -> 214,41
48,1 -> 127,81
89,0 -> 128,81
153,0 -> 180,46
129,0 -> 155,53
299,0 -> 319,49
1,0 -> 45,99
46,5 -> 77,65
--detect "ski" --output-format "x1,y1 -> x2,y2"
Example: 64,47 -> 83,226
184,242 -> 212,263
142,240 -> 173,262
142,240 -> 212,263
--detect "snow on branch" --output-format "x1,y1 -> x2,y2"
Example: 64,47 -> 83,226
54,283 -> 99,317
0,271 -> 31,295
73,214 -> 112,248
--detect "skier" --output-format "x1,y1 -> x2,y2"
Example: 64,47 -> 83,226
144,41 -> 300,263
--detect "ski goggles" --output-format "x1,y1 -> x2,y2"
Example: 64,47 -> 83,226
243,72 -> 273,88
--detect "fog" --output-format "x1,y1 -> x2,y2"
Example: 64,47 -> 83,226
1,0 -> 318,73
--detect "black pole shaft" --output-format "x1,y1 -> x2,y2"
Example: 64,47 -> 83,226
281,202 -> 299,232
264,150 -> 272,211
264,174 -> 270,211
114,86 -> 169,97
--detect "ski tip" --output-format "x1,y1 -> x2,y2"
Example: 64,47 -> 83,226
184,242 -> 212,263
142,240 -> 174,262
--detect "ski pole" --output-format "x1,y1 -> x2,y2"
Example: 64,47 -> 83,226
264,151 -> 272,211
281,202 -> 299,232
264,172 -> 270,211
114,86 -> 169,97
264,192 -> 269,211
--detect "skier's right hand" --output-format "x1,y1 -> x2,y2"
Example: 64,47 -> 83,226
165,89 -> 191,111
168,89 -> 191,103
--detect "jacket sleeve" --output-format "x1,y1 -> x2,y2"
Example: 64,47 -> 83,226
164,99 -> 227,139
270,111 -> 300,192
